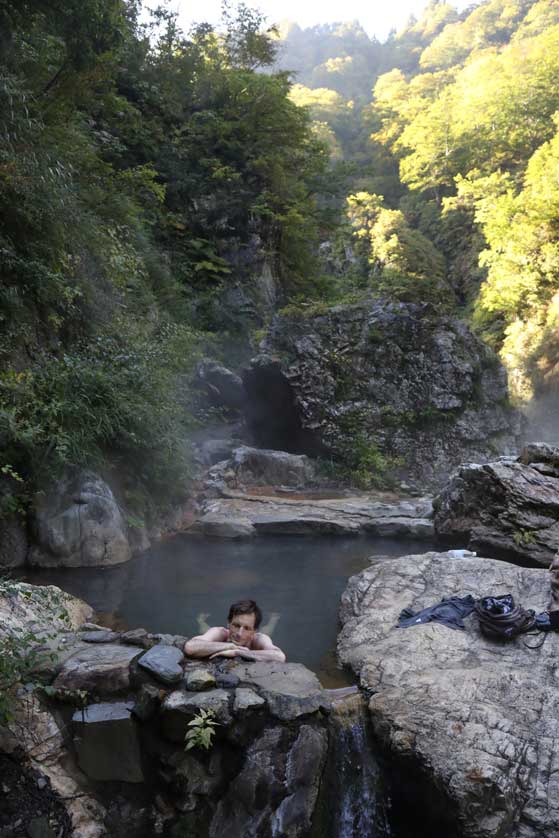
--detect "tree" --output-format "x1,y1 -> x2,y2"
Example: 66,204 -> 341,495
346,192 -> 448,303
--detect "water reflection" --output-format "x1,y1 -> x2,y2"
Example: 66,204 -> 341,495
21,534 -> 433,686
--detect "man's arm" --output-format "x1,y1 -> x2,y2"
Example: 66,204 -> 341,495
209,632 -> 286,663
184,627 -> 238,658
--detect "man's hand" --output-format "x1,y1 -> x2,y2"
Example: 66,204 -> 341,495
209,643 -> 252,660
209,647 -> 239,659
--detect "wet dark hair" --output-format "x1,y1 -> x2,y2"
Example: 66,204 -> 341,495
228,599 -> 262,629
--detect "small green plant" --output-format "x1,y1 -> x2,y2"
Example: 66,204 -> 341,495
39,685 -> 89,709
0,464 -> 23,483
184,708 -> 220,751
513,529 -> 536,547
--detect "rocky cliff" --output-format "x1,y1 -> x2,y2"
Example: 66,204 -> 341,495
434,443 -> 559,567
243,301 -> 523,489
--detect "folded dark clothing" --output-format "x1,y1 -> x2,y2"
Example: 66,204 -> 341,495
398,595 -> 477,631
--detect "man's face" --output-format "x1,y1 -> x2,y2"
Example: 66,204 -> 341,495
228,612 -> 257,647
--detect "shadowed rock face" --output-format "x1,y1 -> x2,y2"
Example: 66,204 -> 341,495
338,550 -> 557,838
197,359 -> 247,412
243,302 -> 523,489
434,444 -> 559,567
30,469 -> 131,568
243,355 -> 325,455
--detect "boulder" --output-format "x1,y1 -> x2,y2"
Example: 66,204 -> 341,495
73,702 -> 143,783
196,513 -> 256,539
137,644 -> 184,685
195,438 -> 239,467
29,469 -> 131,567
197,359 -> 246,412
243,302 -> 523,488
78,630 -> 121,643
120,628 -> 154,649
434,447 -> 559,566
233,662 -> 329,721
338,550 -> 558,837
184,669 -> 217,691
132,684 -> 161,722
230,445 -> 317,488
233,688 -> 266,713
53,643 -> 143,694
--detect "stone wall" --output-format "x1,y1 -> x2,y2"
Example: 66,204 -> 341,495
243,301 -> 523,489
0,584 -> 332,838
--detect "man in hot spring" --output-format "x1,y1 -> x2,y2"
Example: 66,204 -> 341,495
184,598 -> 286,662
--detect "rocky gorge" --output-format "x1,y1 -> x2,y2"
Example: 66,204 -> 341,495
1,301 -> 558,838
1,298 -> 526,572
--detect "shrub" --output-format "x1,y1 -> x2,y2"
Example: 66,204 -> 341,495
0,319 -> 199,507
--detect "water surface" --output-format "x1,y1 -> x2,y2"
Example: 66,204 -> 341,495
22,534 -> 434,686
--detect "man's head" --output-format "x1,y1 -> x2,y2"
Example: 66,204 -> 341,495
227,599 -> 262,647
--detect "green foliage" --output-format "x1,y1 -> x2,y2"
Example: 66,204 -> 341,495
326,408 -> 395,490
345,191 -> 449,304
374,20 -> 559,193
275,20 -> 384,101
512,528 -> 536,547
184,708 -> 220,751
38,685 -> 89,707
0,321 -> 197,503
0,0 -> 330,505
458,119 -> 559,398
0,625 -> 43,723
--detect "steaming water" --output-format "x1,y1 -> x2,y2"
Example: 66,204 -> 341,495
523,393 -> 559,445
21,533 -> 433,686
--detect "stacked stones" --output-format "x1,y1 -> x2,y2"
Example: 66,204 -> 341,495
4,601 -> 331,838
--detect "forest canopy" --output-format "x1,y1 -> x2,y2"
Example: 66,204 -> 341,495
0,0 -> 328,513
275,0 -> 559,400
2,0 -> 559,519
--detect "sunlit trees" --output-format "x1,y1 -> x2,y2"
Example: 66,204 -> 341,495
346,192 -> 448,303
470,119 -> 559,397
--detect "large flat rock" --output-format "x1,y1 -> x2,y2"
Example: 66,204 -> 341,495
234,662 -> 329,721
338,550 -> 558,838
195,493 -> 433,539
53,643 -> 143,694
